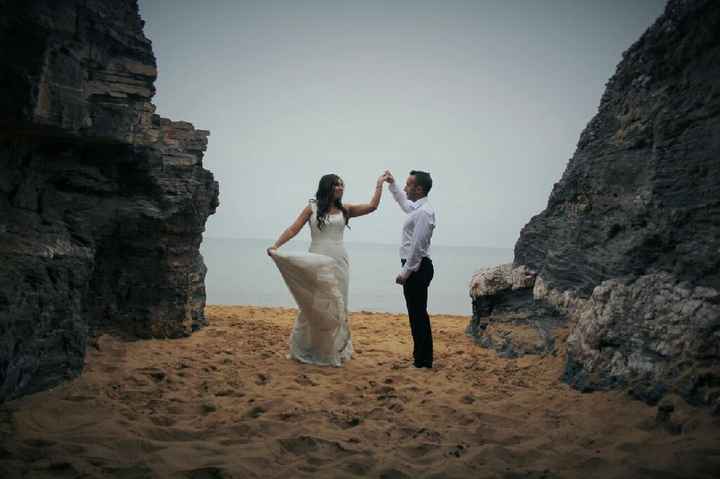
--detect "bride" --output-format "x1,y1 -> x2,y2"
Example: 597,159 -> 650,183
267,173 -> 387,366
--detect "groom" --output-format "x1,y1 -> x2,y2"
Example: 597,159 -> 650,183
385,170 -> 436,369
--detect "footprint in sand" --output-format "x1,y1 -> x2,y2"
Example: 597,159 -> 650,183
327,411 -> 362,429
343,459 -> 373,475
100,464 -> 154,477
295,374 -> 318,386
445,443 -> 469,458
179,466 -> 239,479
330,391 -> 352,406
200,399 -> 217,414
245,405 -> 266,418
149,415 -> 176,427
372,385 -> 397,400
278,435 -> 356,457
136,367 -> 166,382
30,459 -> 80,476
63,393 -> 96,402
176,359 -> 192,370
218,424 -> 255,446
399,426 -> 442,443
399,443 -> 440,464
379,468 -> 411,479
368,407 -> 391,420
23,438 -> 56,448
384,375 -> 404,385
214,388 -> 242,398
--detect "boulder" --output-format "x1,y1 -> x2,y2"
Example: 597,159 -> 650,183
467,264 -> 565,358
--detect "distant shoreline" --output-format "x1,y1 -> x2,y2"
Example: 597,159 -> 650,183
201,238 -> 510,316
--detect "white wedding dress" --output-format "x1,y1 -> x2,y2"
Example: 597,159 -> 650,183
271,200 -> 353,367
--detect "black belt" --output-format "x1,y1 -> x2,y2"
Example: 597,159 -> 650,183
401,257 -> 432,265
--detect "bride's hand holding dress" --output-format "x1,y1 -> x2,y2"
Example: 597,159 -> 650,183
268,173 -> 386,367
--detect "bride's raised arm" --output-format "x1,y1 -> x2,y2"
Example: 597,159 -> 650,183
267,205 -> 312,255
347,174 -> 386,218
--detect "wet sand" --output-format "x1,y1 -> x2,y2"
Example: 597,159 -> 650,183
1,305 -> 719,478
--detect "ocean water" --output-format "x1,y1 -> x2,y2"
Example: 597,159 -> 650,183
200,238 -> 513,316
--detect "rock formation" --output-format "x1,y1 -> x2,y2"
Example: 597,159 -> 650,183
466,265 -> 564,358
470,0 -> 720,406
0,0 -> 219,402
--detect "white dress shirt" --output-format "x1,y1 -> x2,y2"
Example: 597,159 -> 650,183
389,182 -> 436,277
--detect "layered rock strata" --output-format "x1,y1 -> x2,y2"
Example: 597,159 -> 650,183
0,0 -> 219,401
515,0 -> 720,297
472,0 -> 720,406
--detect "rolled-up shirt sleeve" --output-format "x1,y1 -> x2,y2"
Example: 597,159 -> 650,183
401,210 -> 434,276
389,182 -> 414,213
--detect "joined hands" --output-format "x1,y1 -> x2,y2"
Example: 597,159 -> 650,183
377,171 -> 393,187
375,171 -> 394,186
383,170 -> 395,184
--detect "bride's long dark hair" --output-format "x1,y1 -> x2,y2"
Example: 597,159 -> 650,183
315,174 -> 349,230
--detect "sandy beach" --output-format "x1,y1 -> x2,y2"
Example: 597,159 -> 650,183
1,305 -> 719,478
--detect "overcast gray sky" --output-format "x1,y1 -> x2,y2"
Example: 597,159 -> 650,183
139,0 -> 666,247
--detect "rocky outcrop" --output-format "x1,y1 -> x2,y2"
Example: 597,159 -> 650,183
467,265 -> 565,358
564,273 -> 720,405
515,0 -> 720,296
0,0 -> 219,401
497,0 -> 720,405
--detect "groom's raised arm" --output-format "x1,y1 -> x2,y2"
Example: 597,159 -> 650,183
388,181 -> 414,213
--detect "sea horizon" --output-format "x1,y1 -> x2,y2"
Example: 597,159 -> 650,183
201,237 -> 514,316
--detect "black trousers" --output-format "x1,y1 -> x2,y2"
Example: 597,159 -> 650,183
401,257 -> 434,368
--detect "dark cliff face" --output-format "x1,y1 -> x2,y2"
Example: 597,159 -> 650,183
0,0 -> 219,401
514,0 -> 720,297
507,0 -> 720,406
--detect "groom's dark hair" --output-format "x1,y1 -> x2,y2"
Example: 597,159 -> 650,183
410,170 -> 432,195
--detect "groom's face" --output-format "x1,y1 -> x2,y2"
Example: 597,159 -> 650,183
404,175 -> 421,201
